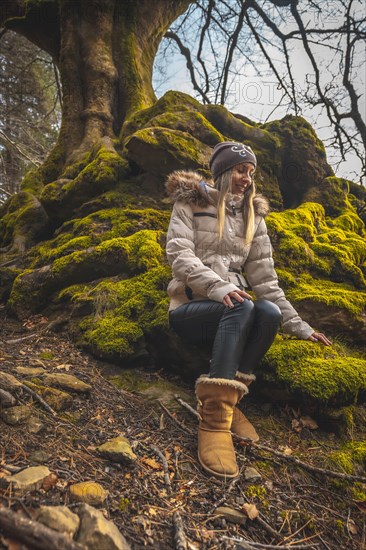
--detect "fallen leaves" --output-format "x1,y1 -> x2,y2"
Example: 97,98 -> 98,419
241,503 -> 259,520
292,415 -> 319,433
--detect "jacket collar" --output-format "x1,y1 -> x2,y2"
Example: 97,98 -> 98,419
165,170 -> 269,216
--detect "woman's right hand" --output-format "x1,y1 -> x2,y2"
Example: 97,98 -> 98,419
223,289 -> 253,308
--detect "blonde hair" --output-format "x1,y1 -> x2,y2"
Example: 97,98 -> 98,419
214,168 -> 256,244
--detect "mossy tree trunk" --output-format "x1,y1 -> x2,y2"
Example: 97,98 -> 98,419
2,0 -> 192,172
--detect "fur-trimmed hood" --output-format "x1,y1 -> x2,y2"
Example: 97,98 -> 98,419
165,170 -> 269,217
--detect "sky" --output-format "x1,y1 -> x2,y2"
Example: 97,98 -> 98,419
153,0 -> 365,185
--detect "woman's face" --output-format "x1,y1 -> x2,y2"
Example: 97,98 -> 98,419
231,162 -> 255,196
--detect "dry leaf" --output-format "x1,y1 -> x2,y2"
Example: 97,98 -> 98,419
242,503 -> 259,520
300,415 -> 318,430
348,518 -> 358,535
42,472 -> 58,491
279,445 -> 293,456
55,363 -> 71,371
354,500 -> 366,514
141,457 -> 161,470
291,419 -> 302,432
147,507 -> 157,517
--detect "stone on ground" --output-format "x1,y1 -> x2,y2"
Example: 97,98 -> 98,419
0,466 -> 51,492
97,436 -> 137,464
77,503 -> 131,550
35,505 -> 80,536
0,405 -> 33,425
69,481 -> 108,505
42,373 -> 92,393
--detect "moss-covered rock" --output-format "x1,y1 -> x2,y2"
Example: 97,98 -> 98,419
263,115 -> 333,208
40,145 -> 129,222
125,126 -> 211,176
29,207 -> 170,268
8,230 -> 165,317
260,336 -> 366,407
58,266 -> 170,362
0,191 -> 49,252
266,202 -> 366,289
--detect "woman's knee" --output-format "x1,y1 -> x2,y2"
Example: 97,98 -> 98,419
254,299 -> 282,322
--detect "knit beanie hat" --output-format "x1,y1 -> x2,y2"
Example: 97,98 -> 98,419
209,141 -> 257,181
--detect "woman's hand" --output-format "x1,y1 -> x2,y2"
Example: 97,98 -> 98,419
223,289 -> 253,308
307,332 -> 332,346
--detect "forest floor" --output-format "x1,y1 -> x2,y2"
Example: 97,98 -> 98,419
0,304 -> 365,550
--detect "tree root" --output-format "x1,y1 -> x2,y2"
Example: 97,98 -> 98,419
0,506 -> 86,550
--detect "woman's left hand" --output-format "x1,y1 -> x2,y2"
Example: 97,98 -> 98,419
307,332 -> 332,346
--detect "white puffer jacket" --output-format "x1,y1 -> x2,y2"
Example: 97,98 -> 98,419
165,170 -> 314,340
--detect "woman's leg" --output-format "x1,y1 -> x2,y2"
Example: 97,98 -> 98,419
238,299 -> 282,374
169,298 -> 256,379
170,299 -> 254,479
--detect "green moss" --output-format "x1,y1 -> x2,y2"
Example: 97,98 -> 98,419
126,126 -> 210,169
121,90 -> 203,140
60,266 -> 170,359
141,111 -> 223,146
40,146 -> 129,217
0,191 -> 48,248
266,201 -> 366,287
284,273 -> 366,317
329,441 -> 366,474
39,351 -> 54,360
52,229 -> 163,276
262,336 -> 366,405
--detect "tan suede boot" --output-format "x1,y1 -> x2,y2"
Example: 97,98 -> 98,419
231,372 -> 259,443
195,376 -> 247,479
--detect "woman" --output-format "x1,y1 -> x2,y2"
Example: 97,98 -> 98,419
165,141 -> 331,480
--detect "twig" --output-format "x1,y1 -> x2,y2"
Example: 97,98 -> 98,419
208,476 -> 240,515
174,394 -> 199,419
150,444 -> 188,550
7,334 -> 38,344
246,441 -> 366,484
158,400 -> 192,434
174,396 -> 366,484
222,536 -> 319,549
21,384 -> 57,417
0,506 -> 86,550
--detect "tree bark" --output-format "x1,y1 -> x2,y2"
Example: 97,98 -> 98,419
1,0 -> 192,168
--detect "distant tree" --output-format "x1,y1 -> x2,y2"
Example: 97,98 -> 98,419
0,30 -> 61,203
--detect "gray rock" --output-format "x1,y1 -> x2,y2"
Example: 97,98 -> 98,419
213,506 -> 247,526
29,450 -> 51,464
0,405 -> 33,425
35,505 -> 80,537
244,466 -> 262,481
0,371 -> 22,391
0,466 -> 51,493
42,373 -> 91,394
0,388 -> 16,408
97,436 -> 137,464
27,416 -> 44,434
77,503 -> 131,550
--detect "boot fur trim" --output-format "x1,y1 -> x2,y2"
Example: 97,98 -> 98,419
235,372 -> 256,383
195,375 -> 248,394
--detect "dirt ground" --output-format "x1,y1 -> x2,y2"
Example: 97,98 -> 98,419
0,304 -> 365,550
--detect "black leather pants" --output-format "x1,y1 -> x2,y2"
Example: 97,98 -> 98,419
169,298 -> 282,379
